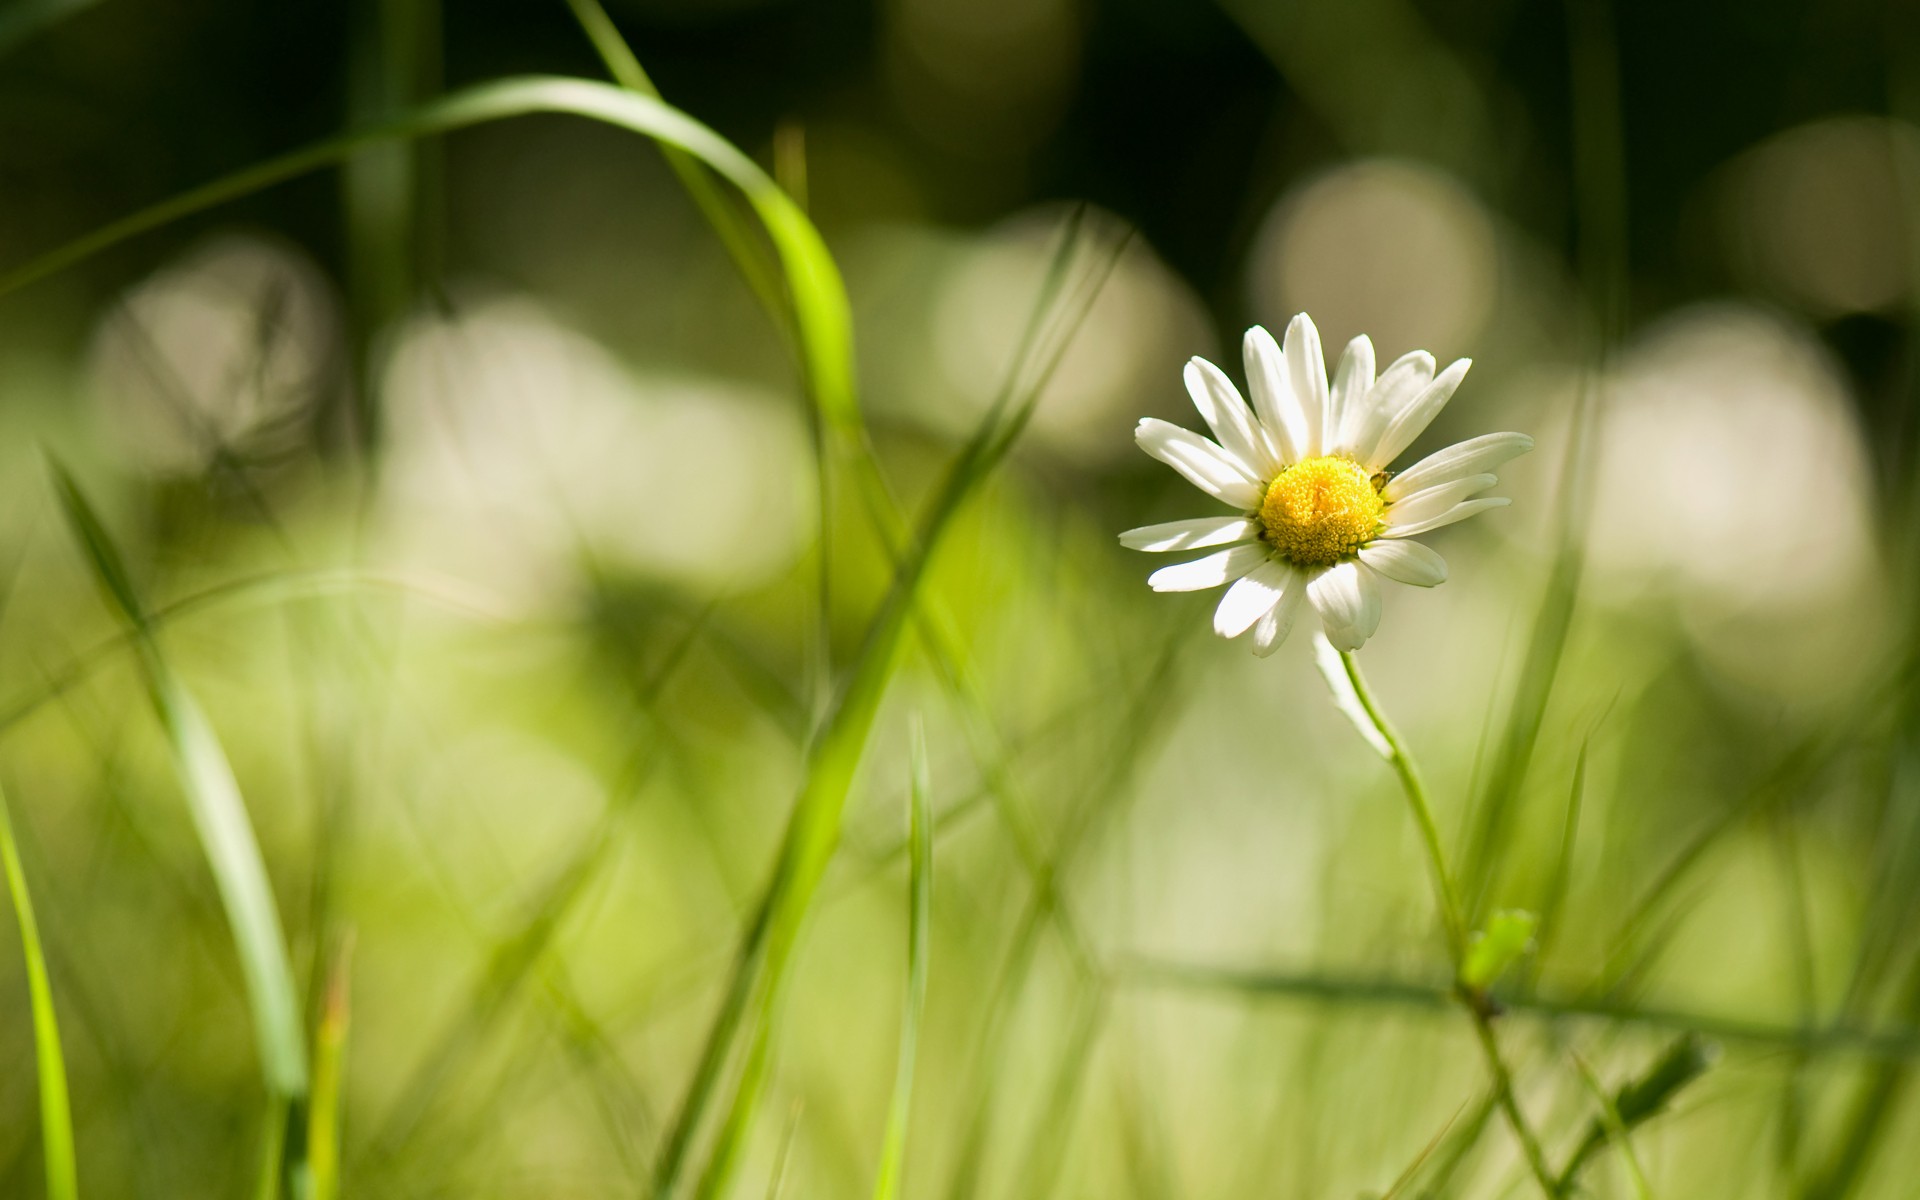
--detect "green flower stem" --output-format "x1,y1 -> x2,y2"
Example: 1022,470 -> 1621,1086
1338,651 -> 1466,960
1338,650 -> 1558,1198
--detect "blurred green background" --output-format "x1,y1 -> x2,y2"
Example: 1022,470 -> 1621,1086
2,0 -> 1920,1197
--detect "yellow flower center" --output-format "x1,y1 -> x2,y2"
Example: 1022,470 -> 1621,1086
1257,455 -> 1386,566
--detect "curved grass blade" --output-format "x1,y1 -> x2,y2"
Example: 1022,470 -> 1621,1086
0,76 -> 859,454
871,717 -> 933,1200
49,464 -> 309,1103
561,0 -> 789,341
0,786 -> 78,1200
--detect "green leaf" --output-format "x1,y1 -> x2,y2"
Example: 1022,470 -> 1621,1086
0,787 -> 78,1200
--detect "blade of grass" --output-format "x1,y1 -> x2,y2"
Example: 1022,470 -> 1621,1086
306,932 -> 354,1200
1523,739 -> 1588,990
0,785 -> 78,1200
1554,1035 -> 1713,1195
1566,1050 -> 1653,1200
0,77 -> 860,465
561,0 -> 790,341
1123,959 -> 1920,1060
50,462 -> 309,1188
1379,1097 -> 1472,1200
871,717 -> 933,1200
1462,0 -> 1624,911
343,0 -> 439,449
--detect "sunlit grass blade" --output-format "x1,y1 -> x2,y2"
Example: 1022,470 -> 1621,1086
0,786 -> 78,1200
306,933 -> 355,1200
562,0 -> 790,340
0,77 -> 860,459
49,464 -> 309,1121
871,717 -> 933,1200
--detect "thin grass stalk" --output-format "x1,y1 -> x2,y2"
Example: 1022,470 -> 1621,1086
1565,1052 -> 1653,1200
871,718 -> 933,1200
561,0 -> 791,342
50,465 -> 311,1181
343,0 -> 439,449
0,786 -> 78,1200
1462,0 -> 1624,908
306,933 -> 354,1200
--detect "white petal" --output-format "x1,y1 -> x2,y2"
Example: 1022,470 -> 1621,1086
1351,564 -> 1384,640
1382,496 -> 1511,538
1325,335 -> 1375,455
1213,558 -> 1297,638
1384,474 -> 1497,528
1119,517 -> 1260,553
1284,314 -> 1329,458
1360,539 -> 1448,587
1384,432 -> 1534,502
1242,325 -> 1305,464
1184,358 -> 1280,479
1306,561 -> 1377,639
1136,418 -> 1266,510
1343,350 -> 1434,467
1370,358 -> 1473,468
1147,543 -> 1270,592
1252,581 -> 1307,657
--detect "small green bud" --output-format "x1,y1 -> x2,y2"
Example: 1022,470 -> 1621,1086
1460,908 -> 1537,992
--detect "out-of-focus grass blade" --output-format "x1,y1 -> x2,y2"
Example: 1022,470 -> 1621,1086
1525,738 -> 1587,989
343,0 -> 439,447
1011,989 -> 1108,1200
1567,1050 -> 1652,1200
306,933 -> 355,1200
562,0 -> 789,339
763,1104 -> 804,1200
1378,1097 -> 1471,1200
0,787 -> 78,1200
664,211 -> 1113,1200
1463,0 -> 1625,915
871,718 -> 933,1200
49,465 -> 308,1106
1554,1034 -> 1714,1195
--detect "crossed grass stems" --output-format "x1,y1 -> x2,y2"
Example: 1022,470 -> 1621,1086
7,2 -> 1920,1198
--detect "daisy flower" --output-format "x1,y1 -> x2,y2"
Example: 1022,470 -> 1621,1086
1121,313 -> 1531,656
